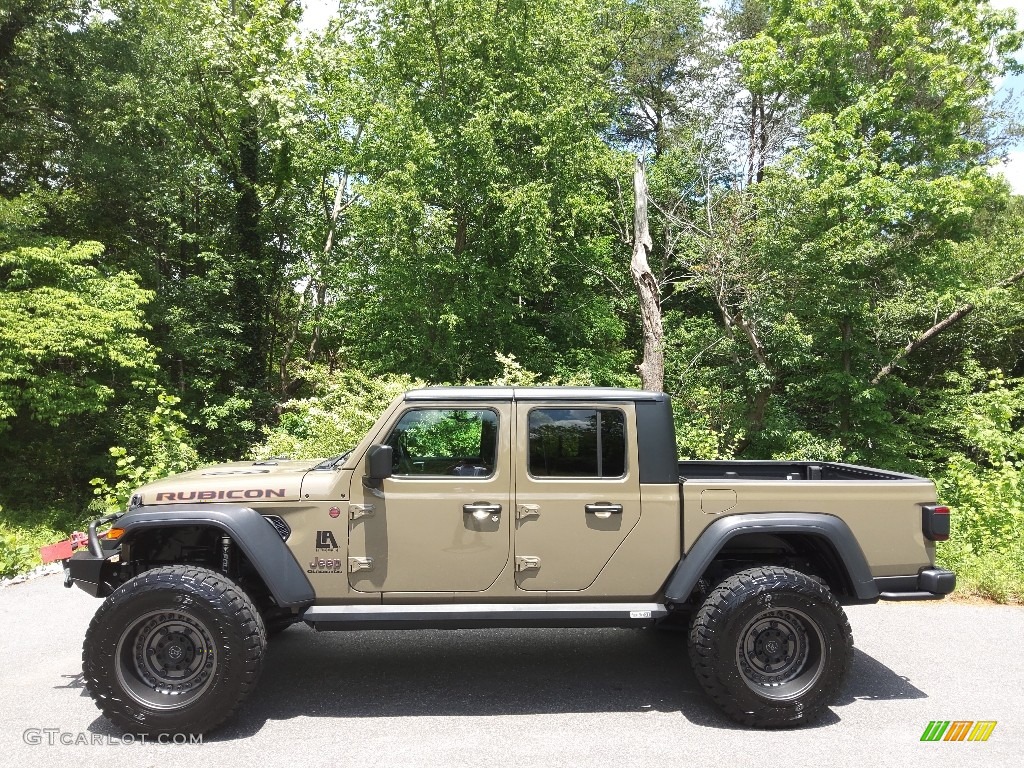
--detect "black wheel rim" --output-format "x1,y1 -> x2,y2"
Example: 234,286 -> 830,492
736,606 -> 825,701
115,609 -> 218,710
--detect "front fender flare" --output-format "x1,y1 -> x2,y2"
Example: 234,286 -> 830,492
116,505 -> 315,609
663,513 -> 879,603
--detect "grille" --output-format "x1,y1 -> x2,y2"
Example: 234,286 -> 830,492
263,515 -> 291,541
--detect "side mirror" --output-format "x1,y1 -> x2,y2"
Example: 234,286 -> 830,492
365,444 -> 393,482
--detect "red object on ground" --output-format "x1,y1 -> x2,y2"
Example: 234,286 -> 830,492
39,531 -> 90,564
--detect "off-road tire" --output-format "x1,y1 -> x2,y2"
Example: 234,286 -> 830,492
688,566 -> 853,728
83,565 -> 267,736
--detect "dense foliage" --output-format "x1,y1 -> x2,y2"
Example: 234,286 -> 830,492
0,0 -> 1021,598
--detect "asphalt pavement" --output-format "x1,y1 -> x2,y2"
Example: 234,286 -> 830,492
1,572 -> 1021,768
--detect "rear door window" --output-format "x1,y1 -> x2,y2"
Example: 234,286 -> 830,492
527,408 -> 625,478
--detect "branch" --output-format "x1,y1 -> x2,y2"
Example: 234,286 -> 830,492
734,308 -> 771,372
679,336 -> 727,381
323,125 -> 363,257
871,265 -> 1024,385
569,252 -> 628,301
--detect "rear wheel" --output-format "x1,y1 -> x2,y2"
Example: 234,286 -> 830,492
688,566 -> 852,727
83,565 -> 266,735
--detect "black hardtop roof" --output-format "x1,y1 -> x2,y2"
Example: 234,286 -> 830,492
404,386 -> 667,402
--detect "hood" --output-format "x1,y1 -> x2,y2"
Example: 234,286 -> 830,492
134,459 -> 324,505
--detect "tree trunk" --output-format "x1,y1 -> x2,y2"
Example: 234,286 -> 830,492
840,317 -> 852,432
630,157 -> 664,392
234,108 -> 265,391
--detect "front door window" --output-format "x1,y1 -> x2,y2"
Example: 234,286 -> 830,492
386,408 -> 498,477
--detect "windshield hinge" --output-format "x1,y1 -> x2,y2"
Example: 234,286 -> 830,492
348,503 -> 375,520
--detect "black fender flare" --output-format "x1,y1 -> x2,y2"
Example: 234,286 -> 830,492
662,513 -> 879,603
116,505 -> 315,609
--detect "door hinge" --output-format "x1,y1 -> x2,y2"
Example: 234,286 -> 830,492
516,504 -> 540,521
515,555 -> 541,571
347,557 -> 374,572
348,503 -> 375,520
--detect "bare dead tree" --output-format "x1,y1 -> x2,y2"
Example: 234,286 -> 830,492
631,157 -> 665,391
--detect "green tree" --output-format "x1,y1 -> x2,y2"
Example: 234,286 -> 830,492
0,193 -> 155,429
651,0 -> 1023,459
0,192 -> 158,516
611,0 -> 707,159
308,0 -> 634,384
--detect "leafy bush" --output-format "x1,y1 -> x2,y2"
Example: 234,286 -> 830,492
937,538 -> 1024,604
936,458 -> 1024,603
252,354 -> 580,460
90,390 -> 201,514
252,367 -> 423,460
930,373 -> 1024,603
0,502 -> 77,579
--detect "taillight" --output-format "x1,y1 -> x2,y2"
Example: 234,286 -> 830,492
922,504 -> 950,541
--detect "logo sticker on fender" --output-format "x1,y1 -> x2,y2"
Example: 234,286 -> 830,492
316,530 -> 339,550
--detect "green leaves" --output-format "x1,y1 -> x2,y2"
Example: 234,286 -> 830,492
0,194 -> 155,429
89,390 -> 200,514
253,367 -> 422,460
308,0 -> 629,383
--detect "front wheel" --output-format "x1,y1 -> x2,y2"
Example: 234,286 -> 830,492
83,565 -> 266,735
688,566 -> 853,727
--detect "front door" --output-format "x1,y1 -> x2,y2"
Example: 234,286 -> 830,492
348,402 -> 511,593
513,402 -> 642,591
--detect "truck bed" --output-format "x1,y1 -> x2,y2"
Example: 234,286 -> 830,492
677,460 -> 921,482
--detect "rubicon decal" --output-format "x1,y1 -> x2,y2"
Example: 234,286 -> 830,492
920,721 -> 997,742
154,489 -> 287,502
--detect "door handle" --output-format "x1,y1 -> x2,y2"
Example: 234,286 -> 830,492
585,502 -> 623,519
463,502 -> 502,520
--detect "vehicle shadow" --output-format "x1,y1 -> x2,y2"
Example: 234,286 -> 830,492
67,624 -> 917,740
55,672 -> 88,691
835,648 -> 928,705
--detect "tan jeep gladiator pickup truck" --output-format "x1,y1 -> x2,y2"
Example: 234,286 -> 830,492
57,386 -> 954,734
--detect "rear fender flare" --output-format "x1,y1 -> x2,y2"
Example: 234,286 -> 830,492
663,513 -> 878,603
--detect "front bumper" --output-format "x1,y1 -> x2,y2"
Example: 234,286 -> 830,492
63,514 -> 122,597
67,549 -> 114,596
875,567 -> 956,601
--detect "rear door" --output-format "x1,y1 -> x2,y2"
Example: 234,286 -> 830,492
513,401 -> 641,590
